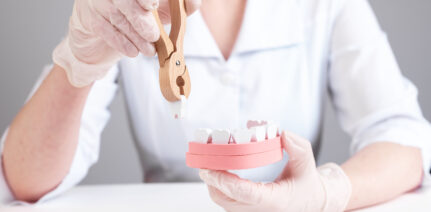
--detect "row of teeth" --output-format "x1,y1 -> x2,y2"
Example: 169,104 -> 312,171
194,120 -> 279,144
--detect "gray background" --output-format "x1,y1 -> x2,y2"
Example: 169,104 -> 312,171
0,0 -> 430,185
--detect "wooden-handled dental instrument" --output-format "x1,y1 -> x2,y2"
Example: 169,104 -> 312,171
153,0 -> 191,102
153,0 -> 191,118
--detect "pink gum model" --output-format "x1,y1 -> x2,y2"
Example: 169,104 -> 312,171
186,137 -> 283,170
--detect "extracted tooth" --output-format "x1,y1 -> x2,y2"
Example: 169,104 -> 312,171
250,126 -> 266,142
232,129 -> 252,144
169,95 -> 187,119
212,129 -> 231,144
266,124 -> 278,139
194,128 -> 212,144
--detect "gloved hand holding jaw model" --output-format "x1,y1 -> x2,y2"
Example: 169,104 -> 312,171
199,131 -> 352,212
53,0 -> 201,87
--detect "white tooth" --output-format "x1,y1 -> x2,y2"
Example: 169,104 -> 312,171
250,126 -> 266,142
266,124 -> 278,139
232,129 -> 252,144
194,128 -> 212,144
247,120 -> 268,129
212,129 -> 231,144
169,95 -> 187,119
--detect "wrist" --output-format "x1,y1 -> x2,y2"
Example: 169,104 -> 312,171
49,64 -> 93,100
52,37 -> 119,88
318,163 -> 352,212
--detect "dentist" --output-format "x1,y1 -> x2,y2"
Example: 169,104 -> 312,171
1,0 -> 431,211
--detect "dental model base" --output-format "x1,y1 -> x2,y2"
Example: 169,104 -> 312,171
153,0 -> 191,119
186,121 -> 283,170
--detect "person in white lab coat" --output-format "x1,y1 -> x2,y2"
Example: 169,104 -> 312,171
1,0 -> 431,211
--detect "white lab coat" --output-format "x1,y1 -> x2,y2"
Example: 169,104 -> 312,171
1,0 -> 431,205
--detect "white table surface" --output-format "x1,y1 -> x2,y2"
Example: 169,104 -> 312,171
1,183 -> 430,212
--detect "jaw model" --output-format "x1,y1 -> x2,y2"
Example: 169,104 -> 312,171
186,120 -> 283,170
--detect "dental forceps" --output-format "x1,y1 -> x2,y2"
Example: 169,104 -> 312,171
153,0 -> 191,103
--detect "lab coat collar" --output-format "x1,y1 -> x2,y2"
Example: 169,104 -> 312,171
183,0 -> 304,59
183,11 -> 223,59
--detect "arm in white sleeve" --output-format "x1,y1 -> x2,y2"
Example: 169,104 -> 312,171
328,0 -> 431,185
0,65 -> 120,205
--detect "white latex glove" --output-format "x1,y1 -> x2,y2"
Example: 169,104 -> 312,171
53,0 -> 201,87
199,131 -> 352,212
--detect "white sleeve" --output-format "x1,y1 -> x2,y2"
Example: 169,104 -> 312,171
0,65 -> 120,205
328,0 -> 431,185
